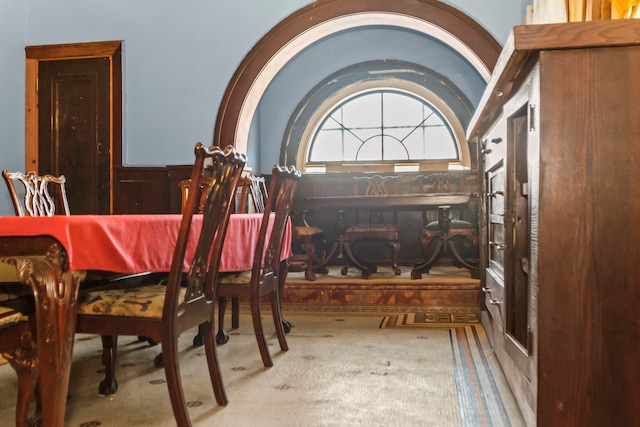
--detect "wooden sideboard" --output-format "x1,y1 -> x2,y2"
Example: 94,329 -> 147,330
467,20 -> 640,426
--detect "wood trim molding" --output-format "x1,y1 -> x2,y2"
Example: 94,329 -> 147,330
25,41 -> 122,60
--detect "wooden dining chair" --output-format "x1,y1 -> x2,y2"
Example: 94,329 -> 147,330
2,170 -> 70,217
0,169 -> 67,425
182,173 -> 267,346
342,175 -> 402,278
0,302 -> 39,427
178,176 -> 214,214
227,174 -> 267,330
75,143 -> 246,426
288,210 -> 327,281
243,174 -> 267,213
414,174 -> 479,277
215,165 -> 300,367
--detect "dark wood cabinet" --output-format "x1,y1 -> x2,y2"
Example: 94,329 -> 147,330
468,20 -> 640,427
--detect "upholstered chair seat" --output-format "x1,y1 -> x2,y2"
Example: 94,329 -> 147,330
78,285 -> 186,318
0,305 -> 24,326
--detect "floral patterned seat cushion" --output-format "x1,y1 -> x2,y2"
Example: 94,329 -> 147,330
1,264 -> 32,304
294,225 -> 323,236
77,284 -> 186,318
0,305 -> 23,326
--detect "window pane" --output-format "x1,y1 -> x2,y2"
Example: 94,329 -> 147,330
323,112 -> 343,130
383,92 -> 424,127
342,132 -> 361,161
402,130 -> 426,159
384,129 -> 411,160
309,129 -> 343,161
341,94 -> 380,129
382,136 -> 409,161
357,135 -> 382,161
425,126 -> 457,158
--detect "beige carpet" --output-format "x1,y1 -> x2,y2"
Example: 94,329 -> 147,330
0,311 -> 524,426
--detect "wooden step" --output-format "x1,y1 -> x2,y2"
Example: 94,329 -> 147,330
283,265 -> 481,309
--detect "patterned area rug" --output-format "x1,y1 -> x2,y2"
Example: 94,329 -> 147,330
0,312 -> 523,426
379,312 -> 514,426
379,311 -> 480,328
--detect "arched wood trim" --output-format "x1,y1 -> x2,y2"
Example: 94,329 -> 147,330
214,0 -> 502,152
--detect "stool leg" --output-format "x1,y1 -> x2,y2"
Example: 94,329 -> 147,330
302,241 -> 317,281
389,240 -> 401,275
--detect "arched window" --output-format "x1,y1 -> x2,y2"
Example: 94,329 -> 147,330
296,73 -> 471,173
309,90 -> 458,166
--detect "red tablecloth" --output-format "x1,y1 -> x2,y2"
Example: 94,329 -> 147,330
0,214 -> 290,273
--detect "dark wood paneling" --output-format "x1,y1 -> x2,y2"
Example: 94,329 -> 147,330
113,167 -> 171,214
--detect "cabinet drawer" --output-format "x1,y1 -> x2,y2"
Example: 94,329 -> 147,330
481,118 -> 506,172
483,269 -> 505,323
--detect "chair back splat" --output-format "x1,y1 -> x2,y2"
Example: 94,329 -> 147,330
169,144 -> 246,312
0,169 -> 67,424
252,166 -> 299,285
2,170 -> 70,217
75,143 -> 246,427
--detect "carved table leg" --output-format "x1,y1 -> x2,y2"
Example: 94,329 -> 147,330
3,243 -> 86,427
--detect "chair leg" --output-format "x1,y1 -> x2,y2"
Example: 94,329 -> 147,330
98,335 -> 118,396
162,337 -> 190,427
216,297 -> 229,345
201,320 -> 228,406
192,324 -> 205,347
206,295 -> 238,346
316,240 -> 329,275
301,241 -> 317,281
4,328 -> 39,427
270,291 -> 288,352
250,294 -> 273,367
277,260 -> 292,334
389,240 -> 401,275
231,297 -> 240,329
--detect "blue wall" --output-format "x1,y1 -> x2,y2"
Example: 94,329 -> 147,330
255,27 -> 488,172
0,0 -> 529,215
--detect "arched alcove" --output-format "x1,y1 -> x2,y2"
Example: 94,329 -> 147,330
214,0 -> 502,163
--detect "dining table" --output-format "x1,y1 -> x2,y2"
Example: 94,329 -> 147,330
0,213 -> 291,427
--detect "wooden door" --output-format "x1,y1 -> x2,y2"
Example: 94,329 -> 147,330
38,57 -> 111,214
26,41 -> 122,215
